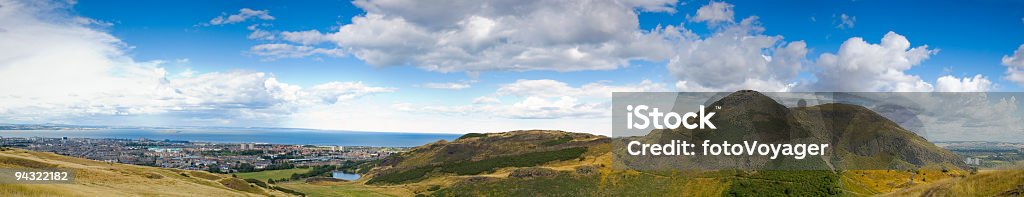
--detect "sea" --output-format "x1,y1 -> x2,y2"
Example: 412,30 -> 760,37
0,128 -> 461,147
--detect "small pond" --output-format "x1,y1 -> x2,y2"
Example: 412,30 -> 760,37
331,171 -> 360,181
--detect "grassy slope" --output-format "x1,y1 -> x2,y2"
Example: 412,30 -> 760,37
234,167 -> 311,181
276,139 -> 1021,197
0,148 -> 292,197
882,169 -> 1024,196
276,121 -> 1017,197
278,181 -> 406,197
358,130 -> 1012,196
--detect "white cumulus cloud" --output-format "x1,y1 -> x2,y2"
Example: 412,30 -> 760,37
690,1 -> 734,25
668,15 -> 808,92
1002,44 -> 1024,84
281,30 -> 328,45
206,8 -> 274,26
813,31 -> 938,92
247,24 -> 276,40
935,75 -> 993,92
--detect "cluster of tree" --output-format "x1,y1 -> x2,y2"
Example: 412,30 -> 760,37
289,165 -> 337,180
726,171 -> 842,196
235,163 -> 257,173
206,164 -> 222,173
457,133 -> 488,140
337,160 -> 378,174
264,163 -> 295,171
243,178 -> 269,188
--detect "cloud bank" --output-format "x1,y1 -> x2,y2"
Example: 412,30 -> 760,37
0,1 -> 391,126
256,0 -> 681,73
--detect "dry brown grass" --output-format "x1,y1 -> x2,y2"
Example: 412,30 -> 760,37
841,169 -> 963,195
190,171 -> 223,180
218,178 -> 268,195
0,148 -> 294,197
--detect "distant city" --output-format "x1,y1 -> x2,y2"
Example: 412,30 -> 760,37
0,124 -> 462,147
3,123 -> 1022,174
0,136 -> 408,173
0,123 -> 310,131
936,141 -> 1024,168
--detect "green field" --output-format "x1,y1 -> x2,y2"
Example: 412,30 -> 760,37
234,168 -> 312,181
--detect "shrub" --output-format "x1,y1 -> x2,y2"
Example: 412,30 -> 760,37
457,133 -> 488,140
244,178 -> 269,188
574,165 -> 597,175
427,185 -> 442,191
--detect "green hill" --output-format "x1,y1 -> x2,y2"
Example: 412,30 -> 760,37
623,91 -> 966,171
333,90 -> 1009,196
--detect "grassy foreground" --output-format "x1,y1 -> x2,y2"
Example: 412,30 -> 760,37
0,148 -> 292,197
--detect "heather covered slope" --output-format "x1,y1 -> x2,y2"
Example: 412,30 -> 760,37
805,103 -> 967,171
363,130 -> 844,196
353,91 -> 985,196
0,148 -> 293,197
614,91 -> 965,173
363,130 -> 609,186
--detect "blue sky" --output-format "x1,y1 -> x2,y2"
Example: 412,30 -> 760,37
69,0 -> 1024,91
2,0 -> 1024,135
